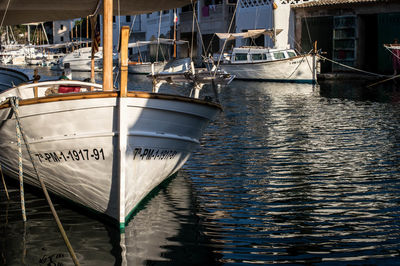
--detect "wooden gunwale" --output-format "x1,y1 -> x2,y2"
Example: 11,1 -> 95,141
0,91 -> 222,110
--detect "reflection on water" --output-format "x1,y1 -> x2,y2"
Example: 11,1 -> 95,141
187,80 -> 400,264
1,75 -> 400,265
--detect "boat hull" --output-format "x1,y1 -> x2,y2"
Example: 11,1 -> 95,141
128,62 -> 167,74
59,58 -> 103,72
0,67 -> 29,90
0,92 -> 220,229
219,54 -> 317,83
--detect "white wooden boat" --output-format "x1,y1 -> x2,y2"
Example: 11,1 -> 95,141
0,0 -> 221,231
210,28 -> 319,84
216,46 -> 317,83
127,39 -> 188,74
128,61 -> 167,74
59,47 -> 103,72
0,66 -> 29,90
148,57 -> 235,97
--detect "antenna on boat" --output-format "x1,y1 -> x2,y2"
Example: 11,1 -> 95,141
272,0 -> 278,48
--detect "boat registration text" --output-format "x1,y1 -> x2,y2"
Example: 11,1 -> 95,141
34,148 -> 105,163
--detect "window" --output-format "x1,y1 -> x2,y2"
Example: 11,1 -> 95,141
287,51 -> 296,58
60,24 -> 64,30
273,52 -> 285,60
251,54 -> 263,61
234,53 -> 248,61
61,36 -> 64,42
113,16 -> 116,23
126,16 -> 131,22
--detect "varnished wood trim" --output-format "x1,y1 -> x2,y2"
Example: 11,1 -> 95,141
0,91 -> 222,110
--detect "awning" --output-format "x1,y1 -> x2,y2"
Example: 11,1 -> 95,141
128,38 -> 189,48
215,29 -> 283,41
0,0 -> 193,25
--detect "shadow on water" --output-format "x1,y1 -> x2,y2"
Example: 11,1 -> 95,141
0,172 -> 222,265
319,79 -> 400,103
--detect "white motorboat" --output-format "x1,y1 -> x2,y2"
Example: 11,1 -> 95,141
58,46 -> 103,72
216,46 -> 317,83
0,0 -> 221,231
211,29 -> 319,84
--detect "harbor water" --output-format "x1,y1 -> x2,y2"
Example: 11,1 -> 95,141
1,67 -> 400,265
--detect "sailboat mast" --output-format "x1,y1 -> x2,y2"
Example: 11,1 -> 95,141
86,16 -> 89,47
173,9 -> 177,59
272,0 -> 277,48
103,0 -> 113,91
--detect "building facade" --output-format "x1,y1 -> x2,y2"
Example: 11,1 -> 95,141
52,20 -> 73,44
292,0 -> 400,74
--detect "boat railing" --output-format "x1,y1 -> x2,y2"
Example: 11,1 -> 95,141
0,80 -> 104,102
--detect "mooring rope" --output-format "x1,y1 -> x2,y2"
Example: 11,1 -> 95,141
10,98 -> 27,222
318,54 -> 388,78
0,164 -> 10,200
9,97 -> 80,266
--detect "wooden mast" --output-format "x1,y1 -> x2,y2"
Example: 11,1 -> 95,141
173,9 -> 177,59
70,21 -> 74,51
90,16 -> 97,84
120,26 -> 129,97
86,16 -> 89,47
103,0 -> 113,91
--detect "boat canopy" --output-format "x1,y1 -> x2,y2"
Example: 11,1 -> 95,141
128,38 -> 189,48
216,29 -> 283,41
0,0 -> 192,25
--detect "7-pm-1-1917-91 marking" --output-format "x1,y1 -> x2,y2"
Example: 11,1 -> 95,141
34,148 -> 105,163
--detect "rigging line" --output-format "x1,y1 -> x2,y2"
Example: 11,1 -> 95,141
292,51 -> 319,85
9,97 -> 80,266
302,7 -> 313,51
286,54 -> 308,79
156,11 -> 162,62
191,1 -> 195,60
89,0 -> 102,17
0,0 -> 11,29
318,54 -> 389,77
204,34 -> 216,59
191,1 -> 208,62
215,0 -> 241,77
128,15 -> 137,40
116,0 -> 121,52
385,46 -> 400,60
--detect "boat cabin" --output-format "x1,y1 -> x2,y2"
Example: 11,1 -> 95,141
228,47 -> 298,64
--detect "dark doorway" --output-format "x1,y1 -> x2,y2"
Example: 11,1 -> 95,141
301,16 -> 333,73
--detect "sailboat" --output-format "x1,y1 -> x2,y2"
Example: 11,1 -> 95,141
147,9 -> 235,93
127,38 -> 189,74
0,0 -> 221,231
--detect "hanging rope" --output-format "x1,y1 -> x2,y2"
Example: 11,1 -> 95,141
191,0 -> 208,62
156,12 -> 162,62
318,54 -> 389,77
9,97 -> 80,266
1,164 -> 10,200
0,0 -> 11,29
11,98 -> 27,222
214,0 -> 241,77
